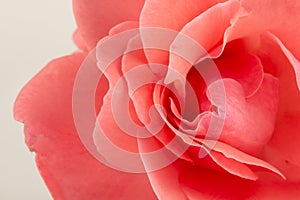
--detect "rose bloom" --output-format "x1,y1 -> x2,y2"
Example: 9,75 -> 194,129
15,0 -> 300,199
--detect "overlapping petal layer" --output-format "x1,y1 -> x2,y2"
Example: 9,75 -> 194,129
14,53 -> 156,199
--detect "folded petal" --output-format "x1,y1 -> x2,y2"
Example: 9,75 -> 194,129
192,138 -> 285,180
166,0 -> 244,83
179,165 -> 300,200
140,0 -> 228,67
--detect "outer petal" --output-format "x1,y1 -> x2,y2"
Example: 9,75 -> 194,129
257,33 -> 300,182
73,0 -> 145,49
220,0 -> 300,63
239,0 -> 300,61
72,29 -> 88,51
140,0 -> 227,31
14,53 -> 156,199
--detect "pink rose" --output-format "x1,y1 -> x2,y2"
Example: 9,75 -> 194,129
15,0 -> 300,199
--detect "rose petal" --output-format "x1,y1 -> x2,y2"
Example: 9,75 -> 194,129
183,43 -> 264,119
257,33 -> 300,182
192,138 -> 285,180
179,166 -> 300,200
239,0 -> 300,61
203,147 -> 259,180
138,137 -> 190,200
94,21 -> 166,157
120,41 -> 193,163
215,41 -> 264,97
139,0 -> 228,67
109,21 -> 139,36
14,53 -> 156,199
140,0 -> 227,30
96,87 -> 140,153
203,74 -> 279,155
72,29 -> 88,51
165,0 -> 243,83
265,33 -> 300,91
141,138 -> 290,200
257,33 -> 300,114
179,0 -> 241,53
73,0 -> 145,49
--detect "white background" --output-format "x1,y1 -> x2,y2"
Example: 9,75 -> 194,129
0,1 -> 76,199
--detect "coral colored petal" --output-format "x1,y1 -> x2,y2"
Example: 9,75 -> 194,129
207,149 -> 259,180
179,166 -> 300,200
72,29 -> 88,51
195,138 -> 285,179
121,49 -> 154,125
96,89 -> 139,153
256,33 -> 300,182
166,0 -> 244,83
94,23 -> 157,154
215,43 -> 264,97
179,166 -> 255,199
140,0 -> 226,30
266,33 -> 300,91
204,75 -> 279,155
121,35 -> 162,125
121,52 -> 193,162
257,33 -> 300,115
96,21 -> 142,86
138,136 -> 190,200
14,54 -> 156,199
73,0 -> 145,49
140,0 -> 227,67
246,180 -> 300,200
220,0 -> 300,62
179,0 -> 241,52
239,0 -> 300,61
109,21 -> 139,36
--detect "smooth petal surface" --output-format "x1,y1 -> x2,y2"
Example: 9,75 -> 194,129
73,0 -> 145,49
221,0 -> 300,62
140,0 -> 226,30
203,74 -> 279,155
257,33 -> 300,182
72,29 -> 88,51
14,54 -> 156,199
240,0 -> 300,61
215,41 -> 264,97
109,21 -> 139,36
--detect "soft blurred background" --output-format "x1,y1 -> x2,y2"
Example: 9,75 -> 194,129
0,1 -> 76,199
